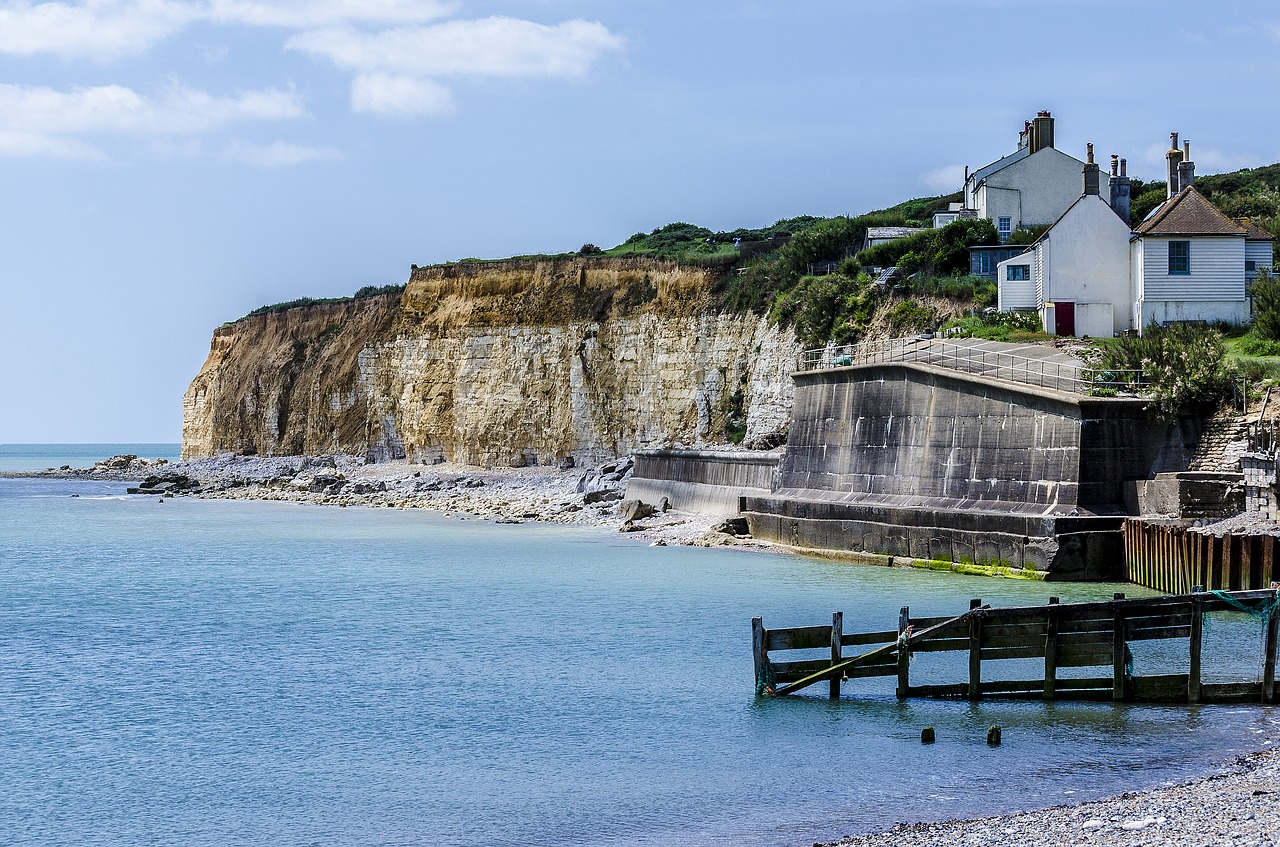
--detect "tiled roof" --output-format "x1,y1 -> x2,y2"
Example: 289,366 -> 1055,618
1234,217 -> 1276,241
1135,187 -> 1246,237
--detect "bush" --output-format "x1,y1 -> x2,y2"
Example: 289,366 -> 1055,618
1095,323 -> 1234,418
1250,269 -> 1280,340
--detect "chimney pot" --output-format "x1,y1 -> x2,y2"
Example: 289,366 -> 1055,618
1087,142 -> 1094,164
1171,131 -> 1179,150
1110,154 -> 1119,176
1120,157 -> 1127,177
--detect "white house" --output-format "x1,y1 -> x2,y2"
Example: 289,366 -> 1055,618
996,145 -> 1132,336
963,111 -> 1092,241
997,133 -> 1274,337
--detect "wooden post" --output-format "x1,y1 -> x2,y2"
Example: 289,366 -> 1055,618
752,617 -> 767,694
1264,591 -> 1279,705
968,598 -> 983,700
1043,596 -> 1059,700
830,611 -> 843,700
1112,593 -> 1127,702
896,606 -> 910,699
1189,586 -> 1204,704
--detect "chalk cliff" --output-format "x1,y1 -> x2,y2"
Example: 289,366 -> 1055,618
182,257 -> 799,465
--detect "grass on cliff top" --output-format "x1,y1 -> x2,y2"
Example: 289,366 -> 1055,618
229,283 -> 405,324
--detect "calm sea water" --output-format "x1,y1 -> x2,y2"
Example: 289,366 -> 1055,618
0,443 -> 181,471
2,476 -> 1276,847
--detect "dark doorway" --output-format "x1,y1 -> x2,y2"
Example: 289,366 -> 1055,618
1055,301 -> 1075,337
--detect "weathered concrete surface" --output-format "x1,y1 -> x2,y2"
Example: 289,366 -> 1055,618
744,362 -> 1201,579
625,448 -> 779,517
1125,471 -> 1244,519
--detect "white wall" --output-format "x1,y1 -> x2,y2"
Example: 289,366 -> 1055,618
1134,235 -> 1248,328
1036,195 -> 1133,335
997,254 -> 1036,310
980,147 -> 1085,229
1247,240 -> 1274,278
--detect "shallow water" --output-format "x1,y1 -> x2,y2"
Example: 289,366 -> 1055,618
1,477 -> 1275,847
0,443 -> 181,472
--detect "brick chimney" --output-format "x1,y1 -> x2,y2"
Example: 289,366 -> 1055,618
1029,111 -> 1055,154
1166,132 -> 1183,197
1109,155 -> 1131,222
1082,143 -> 1101,196
1177,140 -> 1195,190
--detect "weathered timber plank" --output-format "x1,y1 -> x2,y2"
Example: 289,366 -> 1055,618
1113,602 -> 1127,702
978,622 -> 1051,639
1189,590 -> 1203,704
1127,624 -> 1192,640
1130,674 -> 1189,701
1056,647 -> 1115,668
910,638 -> 971,653
979,679 -> 1050,695
981,644 -> 1047,661
908,683 -> 969,699
766,625 -> 831,651
968,608 -> 982,699
845,664 -> 898,680
1201,681 -> 1265,703
1051,677 -> 1114,690
842,630 -> 897,647
1264,604 -> 1279,705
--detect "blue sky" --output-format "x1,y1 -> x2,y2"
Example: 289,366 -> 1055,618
2,0 -> 1278,443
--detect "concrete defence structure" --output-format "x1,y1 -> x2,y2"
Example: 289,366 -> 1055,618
737,362 -> 1200,580
625,449 -> 779,517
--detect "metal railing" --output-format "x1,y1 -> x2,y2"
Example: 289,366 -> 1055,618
797,336 -> 1147,396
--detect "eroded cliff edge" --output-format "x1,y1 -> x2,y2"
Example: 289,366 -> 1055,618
183,257 -> 799,466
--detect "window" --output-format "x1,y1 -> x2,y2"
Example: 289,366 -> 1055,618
1247,260 -> 1257,273
998,217 -> 1012,243
1168,240 -> 1190,275
977,252 -> 991,274
1007,265 -> 1030,281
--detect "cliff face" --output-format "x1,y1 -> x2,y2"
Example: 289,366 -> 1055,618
183,257 -> 798,466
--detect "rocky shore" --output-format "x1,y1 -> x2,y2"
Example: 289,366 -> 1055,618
9,452 -> 768,550
824,743 -> 1279,847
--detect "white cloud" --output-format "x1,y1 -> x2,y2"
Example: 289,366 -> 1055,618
920,164 -> 966,192
351,73 -> 452,117
0,81 -> 306,158
221,139 -> 342,166
0,0 -> 455,60
287,17 -> 622,79
0,0 -> 198,61
206,0 -> 454,29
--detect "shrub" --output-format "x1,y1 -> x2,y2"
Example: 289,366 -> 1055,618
1250,269 -> 1280,340
1095,323 -> 1234,418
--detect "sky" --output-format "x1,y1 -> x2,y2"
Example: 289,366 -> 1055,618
2,0 -> 1278,443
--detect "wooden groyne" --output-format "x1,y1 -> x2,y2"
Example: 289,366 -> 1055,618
1125,520 -> 1278,593
753,588 -> 1279,704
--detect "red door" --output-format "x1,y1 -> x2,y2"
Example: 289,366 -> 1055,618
1056,302 -> 1075,337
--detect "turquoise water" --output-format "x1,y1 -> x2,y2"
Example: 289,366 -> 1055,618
1,477 -> 1276,847
0,443 -> 181,471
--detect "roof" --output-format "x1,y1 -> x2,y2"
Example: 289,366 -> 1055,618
1134,187 -> 1247,237
967,147 -> 1030,186
1234,218 -> 1276,241
865,226 -> 925,240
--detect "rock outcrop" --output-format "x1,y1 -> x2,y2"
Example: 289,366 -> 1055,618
183,257 -> 799,466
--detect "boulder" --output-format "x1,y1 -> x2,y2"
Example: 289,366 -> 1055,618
618,499 -> 657,522
584,489 -> 623,504
713,517 -> 750,537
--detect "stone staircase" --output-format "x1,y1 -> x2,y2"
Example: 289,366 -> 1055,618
1189,412 -> 1251,472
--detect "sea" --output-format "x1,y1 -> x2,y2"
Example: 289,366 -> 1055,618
2,445 -> 1277,846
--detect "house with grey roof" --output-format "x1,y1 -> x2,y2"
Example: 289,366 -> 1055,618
996,133 -> 1274,336
963,111 -> 1093,242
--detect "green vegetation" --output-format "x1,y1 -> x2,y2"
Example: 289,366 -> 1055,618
1093,323 -> 1237,418
238,283 -> 406,322
1130,165 -> 1280,236
855,218 -> 998,276
943,309 -> 1049,342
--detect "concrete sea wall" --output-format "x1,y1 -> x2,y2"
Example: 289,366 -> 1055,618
625,448 -> 779,517
743,363 -> 1200,578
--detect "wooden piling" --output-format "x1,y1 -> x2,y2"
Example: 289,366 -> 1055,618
968,598 -> 983,700
1112,593 -> 1127,702
1264,601 -> 1279,706
1043,596 -> 1059,700
1189,586 -> 1204,704
830,611 -> 843,700
752,617 -> 766,693
896,606 -> 910,699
